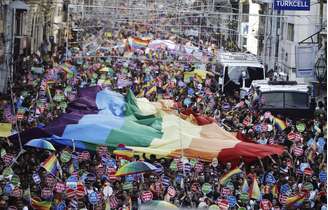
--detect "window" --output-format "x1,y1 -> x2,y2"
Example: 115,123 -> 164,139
242,4 -> 249,22
15,12 -> 25,36
287,23 -> 294,41
226,66 -> 264,87
57,7 -> 62,16
284,92 -> 308,108
262,92 -> 284,107
261,92 -> 308,109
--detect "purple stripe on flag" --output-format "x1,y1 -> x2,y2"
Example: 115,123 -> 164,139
9,86 -> 102,144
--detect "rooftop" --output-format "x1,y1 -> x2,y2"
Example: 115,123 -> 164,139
252,80 -> 310,93
217,52 -> 263,67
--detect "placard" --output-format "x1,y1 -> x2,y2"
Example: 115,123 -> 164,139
295,45 -> 317,77
141,191 -> 153,202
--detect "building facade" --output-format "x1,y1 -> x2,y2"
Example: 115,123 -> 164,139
0,0 -> 69,93
260,0 -> 326,86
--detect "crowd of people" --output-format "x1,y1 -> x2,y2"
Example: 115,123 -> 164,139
0,24 -> 326,210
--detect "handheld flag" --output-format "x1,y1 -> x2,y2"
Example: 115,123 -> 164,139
286,193 -> 306,207
274,117 -> 286,131
40,155 -> 62,177
249,176 -> 261,200
219,168 -> 242,185
31,197 -> 52,210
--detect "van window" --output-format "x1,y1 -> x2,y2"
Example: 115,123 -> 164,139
261,92 -> 308,109
226,66 -> 264,87
285,92 -> 308,108
262,92 -> 284,108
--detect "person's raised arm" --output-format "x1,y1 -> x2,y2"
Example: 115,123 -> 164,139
267,155 -> 277,164
239,156 -> 245,169
257,157 -> 265,173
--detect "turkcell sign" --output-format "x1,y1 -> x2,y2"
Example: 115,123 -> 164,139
274,0 -> 310,10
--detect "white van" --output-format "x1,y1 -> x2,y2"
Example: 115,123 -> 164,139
250,80 -> 313,117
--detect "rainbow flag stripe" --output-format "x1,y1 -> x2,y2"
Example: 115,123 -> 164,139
286,194 -> 305,207
242,178 -> 249,193
41,154 -> 60,176
274,117 -> 286,130
129,37 -> 150,49
113,147 -> 134,158
219,168 -> 242,185
250,176 -> 261,200
31,197 -> 52,210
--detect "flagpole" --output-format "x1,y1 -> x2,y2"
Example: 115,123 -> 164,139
9,149 -> 26,168
177,109 -> 185,177
72,139 -> 75,152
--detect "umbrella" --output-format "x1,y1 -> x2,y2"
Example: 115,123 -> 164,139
115,161 -> 157,177
142,200 -> 178,209
24,139 -> 56,151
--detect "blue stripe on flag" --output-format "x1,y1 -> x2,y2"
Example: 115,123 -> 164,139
61,89 -> 126,143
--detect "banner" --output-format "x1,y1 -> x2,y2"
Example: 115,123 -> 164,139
274,0 -> 310,10
295,45 -> 318,78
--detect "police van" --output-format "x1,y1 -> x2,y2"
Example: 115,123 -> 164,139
217,52 -> 265,96
250,79 -> 313,117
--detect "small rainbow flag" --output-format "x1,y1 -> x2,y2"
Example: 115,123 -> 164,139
128,37 -> 150,49
113,147 -> 134,158
41,154 -> 62,177
274,117 -> 287,131
272,184 -> 279,198
219,168 -> 242,185
286,193 -> 306,207
242,178 -> 249,193
249,176 -> 261,200
31,197 -> 52,210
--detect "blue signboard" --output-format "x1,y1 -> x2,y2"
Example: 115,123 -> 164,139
88,192 -> 98,205
228,195 -> 237,207
54,202 -> 66,210
319,171 -> 327,183
274,0 -> 310,10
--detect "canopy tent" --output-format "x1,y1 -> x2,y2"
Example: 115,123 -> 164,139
10,87 -> 284,162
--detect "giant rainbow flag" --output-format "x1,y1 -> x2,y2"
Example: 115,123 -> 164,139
11,87 -> 284,162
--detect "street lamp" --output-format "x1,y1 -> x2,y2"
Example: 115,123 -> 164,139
314,54 -> 327,97
315,54 -> 327,84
